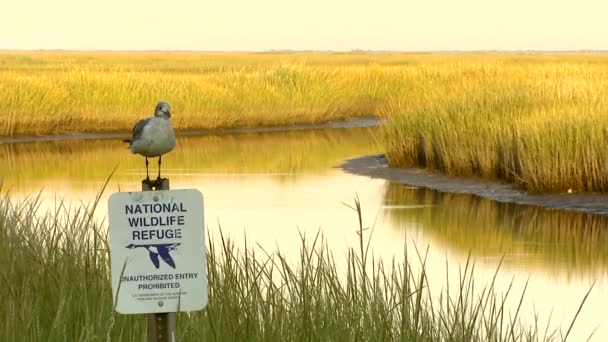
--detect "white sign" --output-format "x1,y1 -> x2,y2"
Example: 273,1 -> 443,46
108,189 -> 207,314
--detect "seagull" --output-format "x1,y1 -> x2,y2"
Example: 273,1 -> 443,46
126,243 -> 181,269
124,101 -> 176,182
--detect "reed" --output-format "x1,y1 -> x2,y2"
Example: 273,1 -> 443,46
0,52 -> 395,136
381,54 -> 608,193
0,188 -> 592,341
3,51 -> 608,192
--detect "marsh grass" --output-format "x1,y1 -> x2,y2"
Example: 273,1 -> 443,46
0,52 -> 392,136
3,52 -> 608,192
0,186 -> 593,341
382,55 -> 608,193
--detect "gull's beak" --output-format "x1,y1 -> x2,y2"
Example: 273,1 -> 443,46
166,111 -> 171,118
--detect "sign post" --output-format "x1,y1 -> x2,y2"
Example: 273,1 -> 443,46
109,179 -> 207,342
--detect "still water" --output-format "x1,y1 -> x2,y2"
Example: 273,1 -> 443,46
1,127 -> 606,340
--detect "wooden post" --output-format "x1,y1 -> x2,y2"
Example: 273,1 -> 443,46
142,178 -> 177,342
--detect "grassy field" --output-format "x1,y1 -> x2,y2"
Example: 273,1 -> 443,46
2,52 -> 608,192
0,188 -> 592,341
0,52 -> 394,136
381,54 -> 608,193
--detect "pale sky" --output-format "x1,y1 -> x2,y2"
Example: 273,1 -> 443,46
2,0 -> 607,51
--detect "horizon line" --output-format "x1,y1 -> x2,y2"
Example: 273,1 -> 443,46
1,48 -> 608,54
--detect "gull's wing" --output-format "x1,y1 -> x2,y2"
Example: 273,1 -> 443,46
128,117 -> 152,145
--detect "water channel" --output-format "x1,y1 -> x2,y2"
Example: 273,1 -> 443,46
1,126 -> 606,340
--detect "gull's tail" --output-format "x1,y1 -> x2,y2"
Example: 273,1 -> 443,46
122,139 -> 131,143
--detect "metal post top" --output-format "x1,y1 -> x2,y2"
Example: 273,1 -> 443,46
142,178 -> 170,191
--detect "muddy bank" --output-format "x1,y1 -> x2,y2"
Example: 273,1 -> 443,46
341,154 -> 608,215
0,118 -> 380,144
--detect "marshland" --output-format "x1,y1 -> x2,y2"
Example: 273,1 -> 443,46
1,52 -> 607,341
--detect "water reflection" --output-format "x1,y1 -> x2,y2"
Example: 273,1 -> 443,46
383,183 -> 608,278
0,127 -> 380,191
2,128 -> 607,281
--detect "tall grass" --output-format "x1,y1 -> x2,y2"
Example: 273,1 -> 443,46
382,55 -> 608,193
0,52 -> 394,136
0,188 -> 592,341
3,52 -> 608,192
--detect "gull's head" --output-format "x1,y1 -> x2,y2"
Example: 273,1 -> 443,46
154,101 -> 171,119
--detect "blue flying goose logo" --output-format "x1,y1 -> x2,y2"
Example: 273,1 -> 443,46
126,243 -> 181,269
